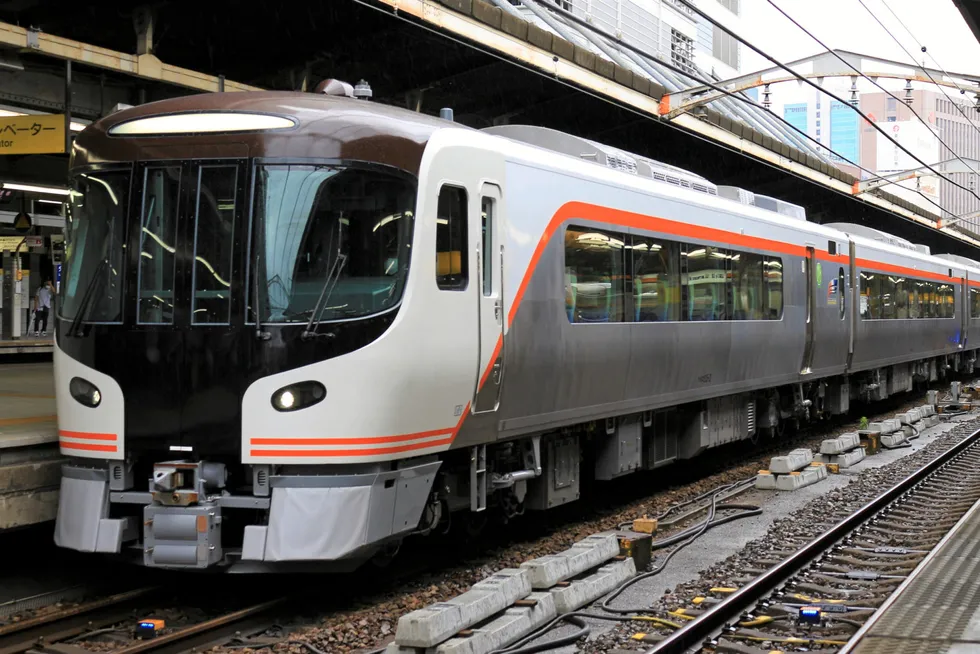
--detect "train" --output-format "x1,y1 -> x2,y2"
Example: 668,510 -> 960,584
51,79 -> 980,571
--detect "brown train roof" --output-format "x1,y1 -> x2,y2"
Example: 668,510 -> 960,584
71,91 -> 461,175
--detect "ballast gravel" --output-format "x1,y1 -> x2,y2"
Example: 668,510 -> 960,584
196,392 -> 962,654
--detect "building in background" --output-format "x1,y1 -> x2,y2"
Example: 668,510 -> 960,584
547,0 -> 743,77
859,89 -> 980,235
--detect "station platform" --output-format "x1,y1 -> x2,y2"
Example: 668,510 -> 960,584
844,495 -> 980,653
0,333 -> 54,356
0,361 -> 62,531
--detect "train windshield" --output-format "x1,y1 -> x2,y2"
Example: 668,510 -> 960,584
248,163 -> 416,324
60,170 -> 130,323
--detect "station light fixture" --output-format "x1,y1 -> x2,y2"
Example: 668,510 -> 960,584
0,182 -> 71,196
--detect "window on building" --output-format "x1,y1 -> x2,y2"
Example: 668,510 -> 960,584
671,28 -> 695,74
711,26 -> 739,69
716,0 -> 739,13
436,185 -> 468,291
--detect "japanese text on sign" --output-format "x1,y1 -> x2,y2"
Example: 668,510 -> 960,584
0,114 -> 66,155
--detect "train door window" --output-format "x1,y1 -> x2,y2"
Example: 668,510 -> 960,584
682,244 -> 728,321
731,251 -> 764,320
137,166 -> 180,324
481,197 -> 493,297
763,256 -> 783,319
191,165 -> 237,325
564,226 -> 625,323
972,287 -> 980,318
631,235 -> 679,322
436,185 -> 468,291
838,268 -> 845,319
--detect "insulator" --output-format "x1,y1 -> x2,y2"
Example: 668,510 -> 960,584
905,80 -> 914,105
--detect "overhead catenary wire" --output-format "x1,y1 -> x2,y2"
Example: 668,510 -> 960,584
760,0 -> 980,207
517,0 -> 960,220
873,0 -> 980,137
352,0 -> 968,227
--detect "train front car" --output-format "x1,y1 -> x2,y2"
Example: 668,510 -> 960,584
52,90 -> 466,571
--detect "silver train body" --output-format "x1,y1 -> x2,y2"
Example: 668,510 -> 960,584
51,91 -> 980,570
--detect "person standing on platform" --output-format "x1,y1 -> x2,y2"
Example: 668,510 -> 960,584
32,279 -> 55,337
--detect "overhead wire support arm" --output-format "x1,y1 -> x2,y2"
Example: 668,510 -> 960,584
672,0 -> 980,214
760,0 -> 980,210
658,49 -> 980,121
516,0 -> 957,220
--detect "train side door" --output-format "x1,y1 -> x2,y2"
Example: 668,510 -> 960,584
472,182 -> 505,414
847,239 -> 856,370
801,246 -> 816,374
961,273 -> 969,349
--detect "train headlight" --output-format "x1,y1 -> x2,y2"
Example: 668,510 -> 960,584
69,377 -> 101,408
271,381 -> 326,412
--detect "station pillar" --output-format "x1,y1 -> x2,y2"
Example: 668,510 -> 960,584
1,247 -> 23,340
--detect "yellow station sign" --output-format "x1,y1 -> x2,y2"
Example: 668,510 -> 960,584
0,114 -> 66,155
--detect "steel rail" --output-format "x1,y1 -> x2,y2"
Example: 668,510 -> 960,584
106,598 -> 287,654
644,423 -> 980,653
0,588 -> 158,654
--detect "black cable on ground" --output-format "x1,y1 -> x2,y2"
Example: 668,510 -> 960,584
617,476 -> 756,530
601,491 -> 762,615
492,483 -> 762,654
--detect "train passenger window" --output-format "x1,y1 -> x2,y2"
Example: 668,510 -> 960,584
564,226 -> 625,323
731,252 -> 764,320
481,197 -> 493,297
436,185 -> 468,291
880,276 -> 897,319
939,283 -> 955,318
682,244 -> 728,321
763,257 -> 783,319
631,236 -> 679,322
137,166 -> 180,324
894,277 -> 909,319
191,166 -> 237,325
972,287 -> 980,319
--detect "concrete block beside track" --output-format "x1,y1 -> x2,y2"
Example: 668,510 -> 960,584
520,533 -> 619,589
550,558 -> 636,614
820,433 -> 860,455
880,418 -> 902,433
768,448 -> 813,474
867,422 -> 884,433
432,592 -> 557,654
757,463 -> 828,491
394,569 -> 531,648
815,447 -> 866,468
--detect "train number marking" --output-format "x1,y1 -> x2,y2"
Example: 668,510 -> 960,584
698,373 -> 712,384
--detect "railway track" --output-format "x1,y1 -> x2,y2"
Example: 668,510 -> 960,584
638,418 -> 980,654
0,587 -> 285,654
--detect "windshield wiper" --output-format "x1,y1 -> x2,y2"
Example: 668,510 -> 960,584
301,252 -> 348,341
66,258 -> 108,338
252,251 -> 271,341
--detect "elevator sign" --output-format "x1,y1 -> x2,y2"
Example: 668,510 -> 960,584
0,114 -> 66,155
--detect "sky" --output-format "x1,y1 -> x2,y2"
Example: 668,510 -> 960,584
737,0 -> 980,80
